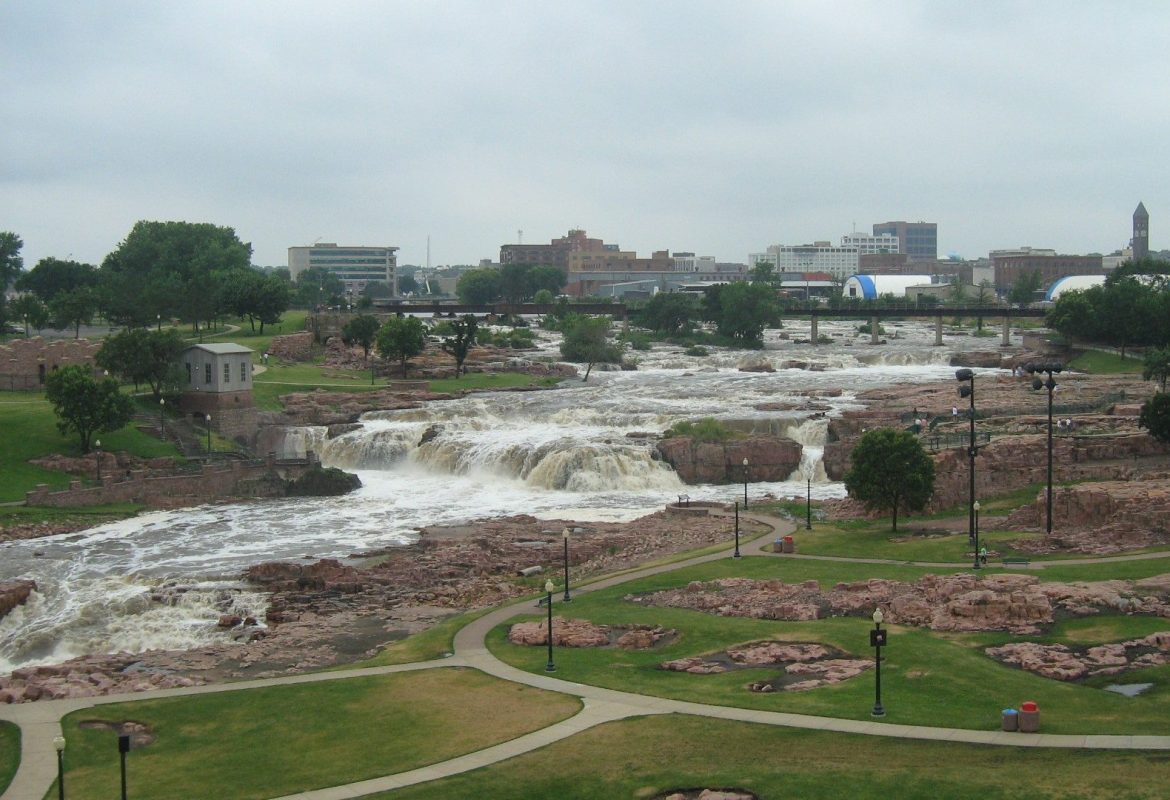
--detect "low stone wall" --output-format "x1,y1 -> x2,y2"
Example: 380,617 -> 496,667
24,454 -> 320,509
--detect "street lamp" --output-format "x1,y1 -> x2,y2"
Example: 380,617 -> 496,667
806,476 -> 813,530
1026,361 -> 1062,535
205,413 -> 212,454
94,439 -> 102,483
158,397 -> 165,438
742,457 -> 749,508
972,500 -> 982,570
955,368 -> 978,547
118,733 -> 130,800
870,608 -> 887,718
561,528 -> 572,602
733,500 -> 741,559
53,734 -> 65,800
544,579 -> 556,672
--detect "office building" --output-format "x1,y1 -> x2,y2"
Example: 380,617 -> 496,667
872,221 -> 938,262
288,243 -> 399,296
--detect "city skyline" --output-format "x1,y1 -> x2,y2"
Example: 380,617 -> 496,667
2,2 -> 1166,269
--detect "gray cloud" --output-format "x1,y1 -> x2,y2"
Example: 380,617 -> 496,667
2,1 -> 1167,268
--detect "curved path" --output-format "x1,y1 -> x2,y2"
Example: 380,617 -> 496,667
4,509 -> 1170,800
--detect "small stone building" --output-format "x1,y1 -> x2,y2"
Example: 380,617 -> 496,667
179,343 -> 255,415
0,337 -> 102,391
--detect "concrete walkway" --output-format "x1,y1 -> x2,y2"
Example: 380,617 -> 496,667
4,508 -> 1170,800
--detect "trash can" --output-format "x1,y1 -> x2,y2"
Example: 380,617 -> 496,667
1001,708 -> 1018,732
774,539 -> 784,553
1018,701 -> 1039,732
782,535 -> 795,554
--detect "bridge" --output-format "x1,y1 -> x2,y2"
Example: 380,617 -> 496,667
371,301 -> 629,318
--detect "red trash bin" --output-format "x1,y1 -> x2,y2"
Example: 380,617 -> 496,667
1018,700 -> 1039,732
782,535 -> 795,554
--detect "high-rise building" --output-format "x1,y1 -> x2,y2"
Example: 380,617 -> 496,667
750,242 -> 859,279
288,243 -> 399,296
1133,202 -> 1150,262
841,232 -> 899,254
872,221 -> 938,262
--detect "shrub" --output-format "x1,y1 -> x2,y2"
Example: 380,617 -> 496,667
663,417 -> 740,442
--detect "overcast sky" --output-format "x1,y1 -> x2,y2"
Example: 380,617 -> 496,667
2,1 -> 1167,270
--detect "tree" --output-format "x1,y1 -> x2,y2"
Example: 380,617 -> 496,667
560,314 -> 622,381
716,282 -> 779,343
440,315 -> 479,377
750,260 -> 776,285
636,292 -> 699,335
456,268 -> 502,304
974,280 -> 995,331
9,294 -> 49,334
1139,392 -> 1170,444
222,270 -> 290,333
49,287 -> 99,338
1046,290 -> 1098,345
499,263 -> 532,303
44,365 -> 135,453
293,267 -> 345,309
1143,347 -> 1170,392
843,428 -> 936,532
0,232 -> 24,329
376,315 -> 427,376
16,258 -> 99,303
527,265 -> 566,297
533,289 -> 555,305
342,314 -> 381,362
101,220 -> 252,330
1007,270 -> 1043,306
396,275 -> 419,295
96,328 -> 186,399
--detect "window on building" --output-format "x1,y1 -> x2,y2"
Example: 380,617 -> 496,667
224,362 -> 231,383
185,363 -> 192,385
240,361 -> 247,382
205,363 -> 212,384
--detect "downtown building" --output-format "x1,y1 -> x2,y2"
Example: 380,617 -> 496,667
872,221 -> 938,262
749,242 -> 859,280
287,243 -> 399,296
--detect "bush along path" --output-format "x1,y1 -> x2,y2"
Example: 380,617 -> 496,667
4,507 -> 1170,800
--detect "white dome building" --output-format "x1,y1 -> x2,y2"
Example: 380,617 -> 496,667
842,275 -> 935,300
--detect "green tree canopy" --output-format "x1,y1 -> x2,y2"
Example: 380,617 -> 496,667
221,269 -> 290,333
440,314 -> 479,377
527,265 -> 566,297
716,282 -> 779,343
635,292 -> 699,335
456,268 -> 503,304
44,365 -> 135,453
560,314 -> 622,381
843,428 -> 936,532
0,232 -> 24,329
96,328 -> 186,399
292,267 -> 346,308
750,260 -> 777,285
16,258 -> 99,303
101,220 -> 252,329
10,294 -> 49,335
1139,392 -> 1170,444
49,287 -> 99,338
342,314 -> 381,362
1007,270 -> 1043,306
1143,347 -> 1170,392
376,315 -> 427,376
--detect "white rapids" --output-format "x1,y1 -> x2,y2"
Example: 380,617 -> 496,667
0,319 -> 1009,671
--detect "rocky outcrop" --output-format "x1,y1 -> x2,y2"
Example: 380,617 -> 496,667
987,632 -> 1170,681
1003,480 -> 1170,554
284,466 -> 362,497
632,572 -> 1170,636
507,619 -> 673,649
659,640 -> 870,692
0,580 -> 36,621
655,436 -> 803,484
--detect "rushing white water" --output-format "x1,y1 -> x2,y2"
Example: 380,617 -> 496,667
0,319 -> 1010,671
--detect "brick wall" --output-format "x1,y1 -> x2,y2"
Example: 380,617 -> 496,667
25,454 -> 321,509
0,338 -> 103,391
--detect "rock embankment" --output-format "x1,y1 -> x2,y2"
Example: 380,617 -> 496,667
655,436 -> 803,484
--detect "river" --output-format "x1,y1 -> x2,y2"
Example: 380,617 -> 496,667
0,319 -> 1007,672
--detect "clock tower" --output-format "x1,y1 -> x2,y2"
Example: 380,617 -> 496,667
1132,202 -> 1149,263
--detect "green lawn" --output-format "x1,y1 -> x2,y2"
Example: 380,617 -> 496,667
52,668 -> 580,800
201,309 -> 309,358
377,714 -> 1170,800
1069,349 -> 1145,374
0,721 -> 18,796
487,556 -> 1170,735
0,395 -> 181,502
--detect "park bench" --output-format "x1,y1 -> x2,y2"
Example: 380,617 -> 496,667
1002,557 -> 1031,568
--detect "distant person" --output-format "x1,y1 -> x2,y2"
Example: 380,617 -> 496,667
979,546 -> 988,566
952,406 -> 959,417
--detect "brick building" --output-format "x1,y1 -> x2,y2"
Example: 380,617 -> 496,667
991,252 -> 1104,294
0,337 -> 102,391
499,229 -> 612,269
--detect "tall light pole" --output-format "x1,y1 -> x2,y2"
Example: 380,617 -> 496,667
955,368 -> 977,546
806,476 -> 813,530
561,528 -> 572,602
1026,361 -> 1062,534
972,500 -> 982,570
53,735 -> 65,800
870,608 -> 887,718
742,457 -> 749,508
118,733 -> 130,800
94,439 -> 102,483
733,500 -> 741,559
205,413 -> 212,454
158,397 -> 165,438
544,579 -> 556,672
